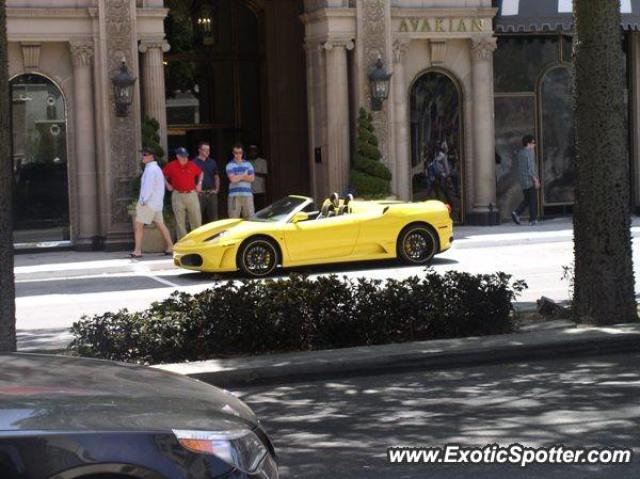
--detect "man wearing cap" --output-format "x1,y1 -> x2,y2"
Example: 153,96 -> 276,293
226,143 -> 255,219
193,141 -> 220,223
130,149 -> 173,258
163,147 -> 204,239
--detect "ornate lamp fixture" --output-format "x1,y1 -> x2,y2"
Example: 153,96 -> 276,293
368,57 -> 392,111
111,60 -> 136,117
196,1 -> 216,46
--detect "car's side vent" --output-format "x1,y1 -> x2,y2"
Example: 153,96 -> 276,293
383,206 -> 390,214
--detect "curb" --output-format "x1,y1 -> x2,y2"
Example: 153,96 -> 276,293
155,323 -> 640,388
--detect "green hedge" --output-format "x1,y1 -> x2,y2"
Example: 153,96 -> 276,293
69,271 -> 527,365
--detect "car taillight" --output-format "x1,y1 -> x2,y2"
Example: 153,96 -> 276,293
445,203 -> 452,215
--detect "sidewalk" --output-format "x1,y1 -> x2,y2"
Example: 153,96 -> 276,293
17,216 -> 640,281
155,322 -> 640,387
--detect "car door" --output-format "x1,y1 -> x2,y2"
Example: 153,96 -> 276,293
283,214 -> 361,262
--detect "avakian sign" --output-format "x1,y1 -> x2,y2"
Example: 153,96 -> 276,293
398,18 -> 490,33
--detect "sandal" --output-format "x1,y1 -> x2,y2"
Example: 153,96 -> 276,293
128,253 -> 143,259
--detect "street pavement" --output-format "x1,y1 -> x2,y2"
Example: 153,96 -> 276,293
234,352 -> 640,479
14,217 -> 640,350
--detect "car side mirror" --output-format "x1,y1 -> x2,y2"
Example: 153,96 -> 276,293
291,211 -> 309,224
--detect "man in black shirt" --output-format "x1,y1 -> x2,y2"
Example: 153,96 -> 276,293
193,141 -> 220,223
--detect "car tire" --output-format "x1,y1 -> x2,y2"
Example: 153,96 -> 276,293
238,237 -> 279,277
397,224 -> 439,265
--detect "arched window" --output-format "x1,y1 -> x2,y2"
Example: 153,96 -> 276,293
11,74 -> 69,243
410,71 -> 464,222
539,65 -> 575,206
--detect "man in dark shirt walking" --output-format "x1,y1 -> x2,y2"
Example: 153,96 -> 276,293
193,141 -> 220,223
511,134 -> 540,226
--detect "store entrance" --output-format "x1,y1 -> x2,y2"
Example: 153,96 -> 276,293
164,0 -> 263,167
410,70 -> 465,223
11,74 -> 70,245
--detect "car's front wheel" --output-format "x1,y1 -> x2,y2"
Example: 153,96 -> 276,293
238,237 -> 279,277
397,224 -> 439,265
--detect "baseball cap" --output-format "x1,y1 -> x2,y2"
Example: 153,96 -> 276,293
175,147 -> 189,157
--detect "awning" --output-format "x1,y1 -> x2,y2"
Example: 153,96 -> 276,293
495,0 -> 640,32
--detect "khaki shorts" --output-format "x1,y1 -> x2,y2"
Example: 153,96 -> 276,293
135,204 -> 164,225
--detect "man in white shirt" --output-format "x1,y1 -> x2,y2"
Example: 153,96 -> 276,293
130,149 -> 173,258
248,144 -> 268,210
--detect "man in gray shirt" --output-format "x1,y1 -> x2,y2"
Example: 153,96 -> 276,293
511,134 -> 540,225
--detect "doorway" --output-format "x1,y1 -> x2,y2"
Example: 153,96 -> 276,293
164,0 -> 263,166
410,70 -> 464,223
11,74 -> 70,244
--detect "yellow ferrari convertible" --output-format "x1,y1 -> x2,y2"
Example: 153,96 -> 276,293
173,194 -> 453,277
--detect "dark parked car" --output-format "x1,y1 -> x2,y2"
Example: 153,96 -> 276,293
0,354 -> 278,479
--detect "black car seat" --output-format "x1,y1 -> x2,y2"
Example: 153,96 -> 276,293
318,192 -> 340,219
338,194 -> 354,216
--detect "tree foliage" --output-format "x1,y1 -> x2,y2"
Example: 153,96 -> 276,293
141,115 -> 165,161
572,0 -> 637,324
0,1 -> 17,352
350,108 -> 391,198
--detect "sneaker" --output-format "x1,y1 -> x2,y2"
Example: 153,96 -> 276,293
511,211 -> 521,225
529,220 -> 537,226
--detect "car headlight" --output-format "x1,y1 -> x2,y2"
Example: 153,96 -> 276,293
173,428 -> 269,474
204,230 -> 229,242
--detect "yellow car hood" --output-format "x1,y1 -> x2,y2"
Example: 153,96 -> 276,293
176,218 -> 280,245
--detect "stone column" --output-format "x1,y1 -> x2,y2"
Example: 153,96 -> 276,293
70,40 -> 99,249
469,37 -> 499,225
139,39 -> 170,159
304,42 -> 319,201
324,39 -> 354,195
393,39 -> 411,201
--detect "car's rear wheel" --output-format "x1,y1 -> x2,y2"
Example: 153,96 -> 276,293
238,237 -> 279,277
397,224 -> 439,265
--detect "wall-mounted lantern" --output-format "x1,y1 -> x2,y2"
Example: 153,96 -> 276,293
111,60 -> 136,117
196,1 -> 216,46
368,57 -> 392,111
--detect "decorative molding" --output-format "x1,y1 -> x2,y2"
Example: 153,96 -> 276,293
21,43 -> 41,70
429,40 -> 447,64
138,39 -> 171,53
105,0 -> 138,224
69,40 -> 94,67
471,36 -> 498,61
7,7 -> 92,19
323,38 -> 355,51
391,7 -> 498,18
392,38 -> 410,64
361,0 -> 390,163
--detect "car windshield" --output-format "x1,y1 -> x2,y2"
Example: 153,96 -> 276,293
252,196 -> 308,222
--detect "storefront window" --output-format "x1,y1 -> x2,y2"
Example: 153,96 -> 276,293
495,95 -> 536,221
540,66 -> 575,205
494,36 -> 559,92
410,71 -> 464,223
11,74 -> 69,243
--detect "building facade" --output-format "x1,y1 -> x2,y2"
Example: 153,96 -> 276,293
6,0 -> 640,250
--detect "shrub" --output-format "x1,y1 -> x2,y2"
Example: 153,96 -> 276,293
350,107 -> 391,196
69,271 -> 527,365
350,170 -> 390,199
141,115 -> 165,161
